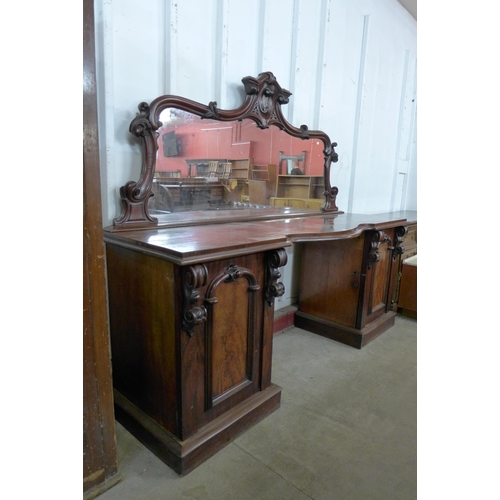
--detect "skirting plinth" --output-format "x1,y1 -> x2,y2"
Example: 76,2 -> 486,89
294,310 -> 397,349
114,384 -> 282,476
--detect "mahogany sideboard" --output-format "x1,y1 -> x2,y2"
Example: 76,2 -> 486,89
103,209 -> 416,475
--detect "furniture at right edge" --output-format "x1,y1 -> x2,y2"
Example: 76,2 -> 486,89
295,221 -> 412,349
391,223 -> 417,315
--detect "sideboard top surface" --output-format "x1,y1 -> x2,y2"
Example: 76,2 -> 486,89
254,210 -> 417,242
103,211 -> 417,265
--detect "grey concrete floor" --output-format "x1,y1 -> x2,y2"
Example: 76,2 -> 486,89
99,316 -> 417,500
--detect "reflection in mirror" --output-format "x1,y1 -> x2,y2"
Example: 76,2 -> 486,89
149,109 -> 327,214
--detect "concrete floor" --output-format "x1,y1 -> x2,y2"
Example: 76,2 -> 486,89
98,315 -> 417,500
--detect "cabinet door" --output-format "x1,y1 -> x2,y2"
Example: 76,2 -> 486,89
390,223 -> 417,310
179,253 -> 269,439
299,237 -> 364,328
357,229 -> 398,329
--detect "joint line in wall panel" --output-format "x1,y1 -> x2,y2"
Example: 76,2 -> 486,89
256,0 -> 266,74
402,58 -> 417,211
406,58 -> 417,162
348,14 -> 370,214
390,49 -> 410,213
214,0 -> 228,107
313,0 -> 329,130
161,0 -> 171,95
261,1 -> 294,101
287,0 -> 300,124
95,0 -> 116,226
169,0 -> 178,94
214,0 -> 223,104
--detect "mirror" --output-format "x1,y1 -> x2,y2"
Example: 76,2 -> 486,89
149,110 -> 328,214
111,72 -> 339,231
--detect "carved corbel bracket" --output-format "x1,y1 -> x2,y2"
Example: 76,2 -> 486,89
265,248 -> 288,305
366,231 -> 385,270
392,226 -> 407,260
182,264 -> 208,337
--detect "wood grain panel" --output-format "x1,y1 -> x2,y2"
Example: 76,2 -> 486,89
359,228 -> 395,328
106,244 -> 178,434
180,253 -> 266,439
369,240 -> 391,313
211,278 -> 250,398
299,237 -> 363,328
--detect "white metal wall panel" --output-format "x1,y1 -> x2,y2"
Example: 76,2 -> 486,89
95,0 -> 416,226
168,0 -> 219,102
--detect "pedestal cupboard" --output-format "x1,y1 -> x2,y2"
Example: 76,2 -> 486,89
104,230 -> 288,475
295,226 -> 407,349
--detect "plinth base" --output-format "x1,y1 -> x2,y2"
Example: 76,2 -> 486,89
114,384 -> 282,476
294,311 -> 397,349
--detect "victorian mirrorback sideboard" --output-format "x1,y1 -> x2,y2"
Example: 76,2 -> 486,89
102,72 -> 416,475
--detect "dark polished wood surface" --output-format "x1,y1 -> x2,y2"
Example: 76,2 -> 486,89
104,209 -> 416,474
104,211 -> 417,265
106,242 -> 287,474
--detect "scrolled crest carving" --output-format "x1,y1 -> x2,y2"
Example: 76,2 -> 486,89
182,264 -> 208,337
265,248 -> 288,305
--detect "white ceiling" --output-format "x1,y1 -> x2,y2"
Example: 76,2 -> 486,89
398,0 -> 417,20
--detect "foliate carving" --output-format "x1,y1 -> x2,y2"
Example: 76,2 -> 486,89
182,264 -> 208,337
202,101 -> 220,120
392,226 -> 407,260
320,142 -> 339,212
113,102 -> 158,227
240,72 -> 291,130
366,231 -> 385,269
367,230 -> 402,268
327,142 -> 339,163
265,248 -> 288,305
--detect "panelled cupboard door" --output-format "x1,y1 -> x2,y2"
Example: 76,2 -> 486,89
179,254 -> 266,440
299,236 -> 364,328
357,228 -> 398,329
390,223 -> 417,310
299,228 -> 401,331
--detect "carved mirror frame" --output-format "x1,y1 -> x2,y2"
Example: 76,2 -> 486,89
112,71 -> 339,231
